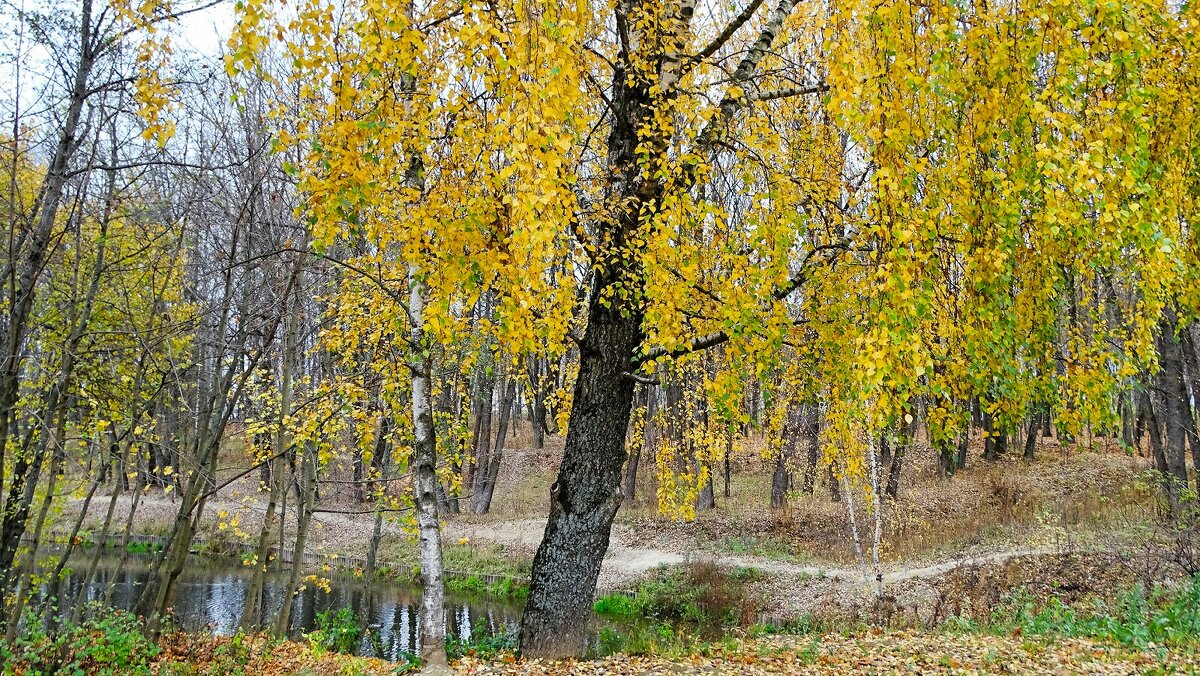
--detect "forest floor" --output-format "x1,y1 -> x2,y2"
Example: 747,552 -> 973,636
142,630 -> 1200,674
55,428 -> 1188,628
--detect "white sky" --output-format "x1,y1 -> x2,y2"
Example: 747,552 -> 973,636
174,0 -> 238,60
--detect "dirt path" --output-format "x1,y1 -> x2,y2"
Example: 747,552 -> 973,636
443,515 -> 1060,593
61,495 -> 1060,599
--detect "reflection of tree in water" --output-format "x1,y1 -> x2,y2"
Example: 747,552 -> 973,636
35,553 -> 524,657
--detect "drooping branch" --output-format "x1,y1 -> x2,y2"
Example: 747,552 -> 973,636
632,239 -> 853,367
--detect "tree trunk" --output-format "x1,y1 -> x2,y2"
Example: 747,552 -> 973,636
1156,309 -> 1190,508
697,463 -> 716,510
770,447 -> 790,509
273,441 -> 317,636
695,385 -> 715,511
466,372 -> 494,501
625,386 -> 653,504
1180,325 -> 1200,491
1023,410 -> 1040,461
475,376 -> 516,514
243,285 -> 299,629
518,283 -> 643,657
408,266 -> 447,666
936,435 -> 956,478
519,0 -> 802,656
884,430 -> 907,500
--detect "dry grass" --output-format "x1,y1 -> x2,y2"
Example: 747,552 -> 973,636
601,432 -> 1162,567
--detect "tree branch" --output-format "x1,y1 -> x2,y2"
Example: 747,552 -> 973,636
749,82 -> 829,102
692,0 -> 767,64
632,239 -> 852,367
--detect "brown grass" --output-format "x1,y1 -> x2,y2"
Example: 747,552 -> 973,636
604,431 -> 1162,566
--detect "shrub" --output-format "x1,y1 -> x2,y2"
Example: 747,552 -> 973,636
0,607 -> 160,675
446,575 -> 487,594
307,608 -> 362,655
749,614 -> 818,637
392,650 -> 422,673
485,577 -> 528,600
594,562 -> 760,628
445,629 -> 516,660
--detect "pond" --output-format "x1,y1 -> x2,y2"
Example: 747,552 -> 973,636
38,550 -> 524,660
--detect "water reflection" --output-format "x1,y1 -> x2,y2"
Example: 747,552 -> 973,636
43,552 -> 522,659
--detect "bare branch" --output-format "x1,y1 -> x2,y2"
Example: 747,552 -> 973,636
692,0 -> 767,64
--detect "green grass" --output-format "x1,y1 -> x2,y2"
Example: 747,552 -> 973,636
593,561 -> 760,628
946,575 -> 1200,650
705,534 -> 799,562
445,574 -> 528,600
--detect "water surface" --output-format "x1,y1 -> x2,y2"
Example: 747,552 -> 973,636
41,550 -> 522,659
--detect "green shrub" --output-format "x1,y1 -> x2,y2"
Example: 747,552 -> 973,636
446,575 -> 487,594
306,608 -> 362,655
749,614 -> 818,637
485,577 -> 528,600
597,562 -> 758,627
0,607 -> 160,675
585,622 -> 682,658
445,630 -> 516,660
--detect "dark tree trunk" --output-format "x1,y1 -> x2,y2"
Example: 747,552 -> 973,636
936,435 -> 955,478
1156,309 -> 1190,507
467,373 -> 495,499
697,464 -> 716,510
475,377 -> 516,514
982,408 -> 999,461
695,383 -> 715,511
518,43 -> 653,647
518,288 -> 643,657
1120,392 -> 1138,451
770,449 -> 790,509
1145,389 -> 1169,475
519,0 -> 802,656
1181,325 -> 1200,491
526,355 -> 551,449
1023,410 -> 1040,461
884,409 -> 914,499
770,403 -> 803,508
